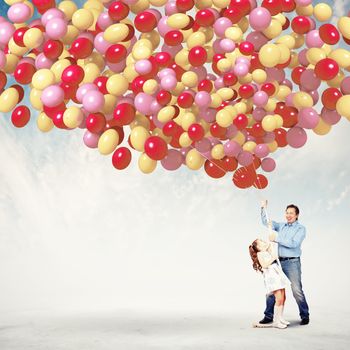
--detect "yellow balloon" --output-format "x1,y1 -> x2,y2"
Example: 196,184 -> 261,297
313,118 -> 331,135
329,49 -> 350,69
216,109 -> 233,127
338,16 -> 350,40
259,44 -> 281,68
130,126 -> 150,151
37,112 -> 54,132
58,0 -> 78,20
0,88 -> 19,113
336,95 -> 350,118
29,88 -> 43,110
293,92 -> 313,109
243,141 -> 257,153
211,144 -> 225,160
179,132 -> 192,147
158,106 -> 176,123
98,129 -> 119,155
313,3 -> 332,22
72,9 -> 94,31
104,23 -> 130,43
138,153 -> 157,174
106,74 -> 129,96
262,115 -> 277,132
31,69 -> 55,90
63,106 -> 84,129
167,14 -> 190,29
23,27 -> 44,49
186,149 -> 205,170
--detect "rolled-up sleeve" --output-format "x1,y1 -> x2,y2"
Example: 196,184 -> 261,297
275,225 -> 306,248
261,207 -> 281,232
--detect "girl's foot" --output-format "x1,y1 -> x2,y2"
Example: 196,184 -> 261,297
280,318 -> 290,326
273,321 -> 287,329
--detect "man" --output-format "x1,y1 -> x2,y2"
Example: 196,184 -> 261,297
259,200 -> 310,326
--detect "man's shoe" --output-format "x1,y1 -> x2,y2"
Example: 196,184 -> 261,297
300,318 -> 309,325
259,316 -> 273,324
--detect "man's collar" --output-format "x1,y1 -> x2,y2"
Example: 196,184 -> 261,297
285,221 -> 298,227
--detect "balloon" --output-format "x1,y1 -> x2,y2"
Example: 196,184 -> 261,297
0,0 -> 349,190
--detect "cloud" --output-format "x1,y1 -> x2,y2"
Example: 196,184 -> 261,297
327,184 -> 350,211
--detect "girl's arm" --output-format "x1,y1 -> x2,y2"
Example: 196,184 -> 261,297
257,251 -> 277,269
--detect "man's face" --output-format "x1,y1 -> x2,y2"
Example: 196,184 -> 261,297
285,207 -> 298,223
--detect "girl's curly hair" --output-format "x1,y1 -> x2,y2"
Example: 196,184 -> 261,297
249,239 -> 263,273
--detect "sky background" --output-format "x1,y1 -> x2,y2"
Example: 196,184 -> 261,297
0,0 -> 350,321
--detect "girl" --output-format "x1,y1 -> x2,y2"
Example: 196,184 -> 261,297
249,238 -> 291,329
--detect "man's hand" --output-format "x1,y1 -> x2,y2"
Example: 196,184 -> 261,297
269,231 -> 277,242
261,199 -> 268,208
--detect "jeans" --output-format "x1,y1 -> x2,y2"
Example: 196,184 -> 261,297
264,258 -> 310,320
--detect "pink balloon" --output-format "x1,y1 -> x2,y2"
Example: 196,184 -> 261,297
249,7 -> 272,31
195,91 -> 211,108
76,83 -> 99,103
253,91 -> 269,107
41,85 -> 64,107
134,93 -> 154,115
195,138 -> 212,153
82,90 -> 105,113
255,144 -> 270,158
286,127 -> 307,148
83,131 -> 100,148
213,17 -> 233,37
161,149 -> 183,170
321,108 -> 341,125
300,69 -> 321,91
261,157 -> 276,172
46,18 -> 68,40
305,30 -> 324,48
224,140 -> 241,157
238,151 -> 254,166
7,3 -> 31,23
298,108 -> 320,129
0,22 -> 15,45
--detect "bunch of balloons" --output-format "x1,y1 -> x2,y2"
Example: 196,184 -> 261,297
0,0 -> 350,189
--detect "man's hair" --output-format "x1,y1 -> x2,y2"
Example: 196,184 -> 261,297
286,204 -> 299,219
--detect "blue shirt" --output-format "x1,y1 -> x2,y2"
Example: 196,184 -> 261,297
261,208 -> 306,258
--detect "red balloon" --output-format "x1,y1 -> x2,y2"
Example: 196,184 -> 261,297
291,16 -> 311,34
134,11 -> 157,32
157,90 -> 172,106
61,65 -> 85,85
108,1 -> 129,21
262,0 -> 282,15
239,84 -> 254,99
188,46 -> 207,67
274,128 -> 288,147
177,92 -> 194,108
314,58 -> 339,81
210,122 -> 226,138
291,66 -> 306,85
163,120 -> 180,137
0,71 -> 7,91
11,85 -> 25,103
281,0 -> 296,12
112,147 -> 132,170
52,110 -> 68,129
239,41 -> 254,56
69,38 -> 94,59
188,123 -> 204,141
321,88 -> 342,110
198,79 -> 213,92
14,62 -> 36,85
11,106 -> 30,128
86,113 -> 106,133
230,0 -> 251,16
105,44 -> 127,63
13,27 -> 28,47
113,103 -> 136,126
222,156 -> 238,172
261,83 -> 276,96
164,30 -> 184,46
60,82 -> 78,101
93,76 -> 109,94
251,122 -> 266,137
43,39 -> 63,60
195,9 -> 215,27
154,52 -> 172,67
233,114 -> 248,130
319,24 -> 340,45
253,174 -> 268,189
204,159 -> 226,178
144,136 -> 168,160
176,0 -> 194,12
223,7 -> 243,24
232,167 -> 256,189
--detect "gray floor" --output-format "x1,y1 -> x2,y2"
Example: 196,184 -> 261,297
1,308 -> 349,350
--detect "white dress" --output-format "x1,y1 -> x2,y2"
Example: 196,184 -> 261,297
261,243 -> 291,295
